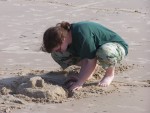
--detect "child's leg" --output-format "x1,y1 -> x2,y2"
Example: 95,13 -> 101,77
96,42 -> 126,87
87,64 -> 99,80
98,66 -> 115,86
51,51 -> 80,70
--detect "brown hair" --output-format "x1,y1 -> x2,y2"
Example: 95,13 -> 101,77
41,21 -> 71,53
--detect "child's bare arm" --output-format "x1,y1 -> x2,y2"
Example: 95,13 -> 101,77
69,58 -> 97,91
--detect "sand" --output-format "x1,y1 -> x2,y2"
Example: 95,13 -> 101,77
0,0 -> 150,113
0,63 -> 149,113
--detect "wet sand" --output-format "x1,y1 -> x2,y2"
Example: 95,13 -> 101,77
0,0 -> 150,113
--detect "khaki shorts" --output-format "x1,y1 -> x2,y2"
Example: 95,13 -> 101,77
51,42 -> 126,69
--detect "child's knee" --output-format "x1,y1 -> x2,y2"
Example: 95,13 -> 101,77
96,43 -> 126,69
51,52 -> 71,69
51,51 -> 80,69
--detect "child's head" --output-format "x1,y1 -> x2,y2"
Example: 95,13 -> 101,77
41,21 -> 71,53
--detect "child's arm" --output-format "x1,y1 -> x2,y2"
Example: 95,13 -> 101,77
69,58 -> 97,91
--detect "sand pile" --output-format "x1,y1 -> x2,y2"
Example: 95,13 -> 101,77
17,76 -> 67,100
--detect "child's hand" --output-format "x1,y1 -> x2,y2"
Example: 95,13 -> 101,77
64,76 -> 78,89
69,82 -> 83,91
64,76 -> 83,91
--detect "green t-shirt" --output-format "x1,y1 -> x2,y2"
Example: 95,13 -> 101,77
68,21 -> 128,59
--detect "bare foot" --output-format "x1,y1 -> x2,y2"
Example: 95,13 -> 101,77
98,75 -> 114,87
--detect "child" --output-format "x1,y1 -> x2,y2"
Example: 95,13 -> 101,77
41,21 -> 128,91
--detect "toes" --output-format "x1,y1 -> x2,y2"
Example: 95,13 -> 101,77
98,82 -> 108,87
98,75 -> 114,87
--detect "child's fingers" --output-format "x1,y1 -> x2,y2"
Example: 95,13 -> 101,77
64,76 -> 78,88
72,86 -> 82,91
69,83 -> 82,91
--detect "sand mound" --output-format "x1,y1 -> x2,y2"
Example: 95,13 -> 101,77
17,77 -> 67,100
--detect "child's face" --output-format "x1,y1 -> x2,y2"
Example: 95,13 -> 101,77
52,38 -> 68,52
52,44 -> 62,52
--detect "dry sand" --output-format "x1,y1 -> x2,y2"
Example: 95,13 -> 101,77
0,0 -> 150,113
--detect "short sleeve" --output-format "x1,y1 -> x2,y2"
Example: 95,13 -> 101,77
79,32 -> 97,59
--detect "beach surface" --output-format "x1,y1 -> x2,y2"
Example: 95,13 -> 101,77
0,0 -> 150,113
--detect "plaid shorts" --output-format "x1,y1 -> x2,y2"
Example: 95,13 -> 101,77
51,42 -> 126,69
